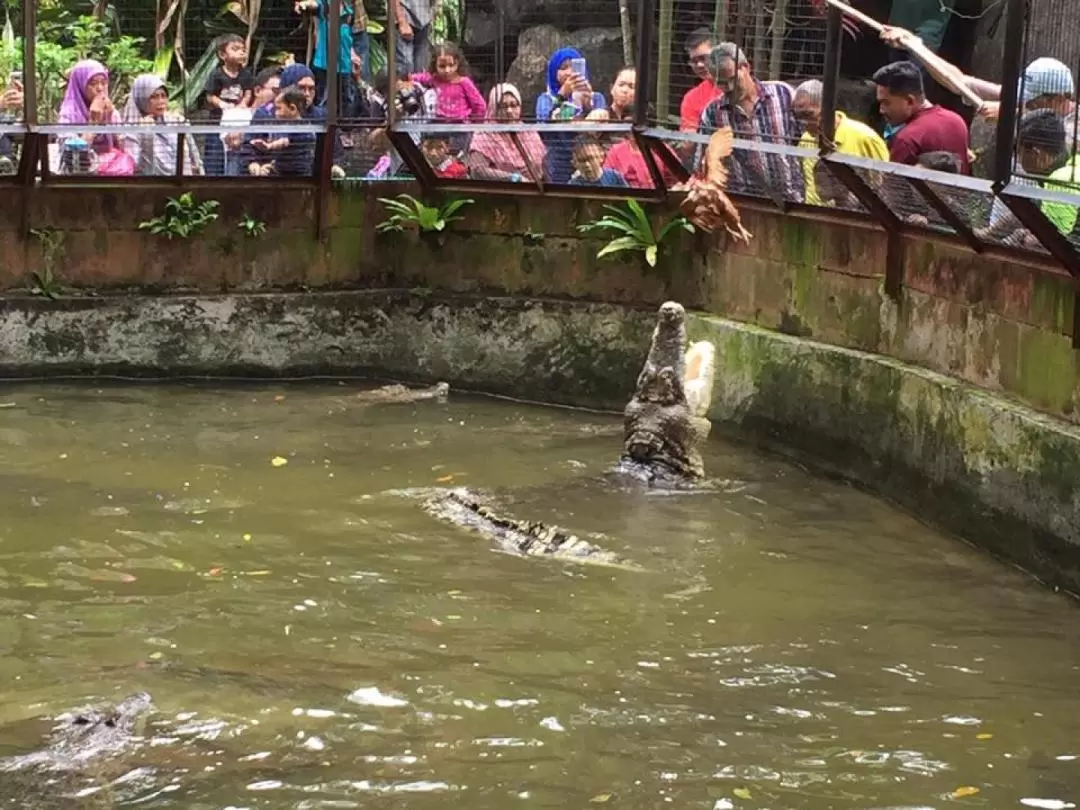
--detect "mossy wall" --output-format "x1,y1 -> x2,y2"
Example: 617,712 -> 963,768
690,313 -> 1080,595
1,182 -> 1077,423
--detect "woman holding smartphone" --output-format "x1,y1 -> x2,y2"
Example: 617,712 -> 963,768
0,71 -> 23,172
534,47 -> 607,183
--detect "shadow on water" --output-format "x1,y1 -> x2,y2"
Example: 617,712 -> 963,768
0,382 -> 1077,808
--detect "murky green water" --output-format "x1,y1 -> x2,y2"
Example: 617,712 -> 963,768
0,383 -> 1078,809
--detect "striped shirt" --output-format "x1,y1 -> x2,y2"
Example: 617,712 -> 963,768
696,79 -> 803,200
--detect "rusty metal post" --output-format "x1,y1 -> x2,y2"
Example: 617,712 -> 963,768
315,0 -> 342,240
18,0 -> 38,237
992,0 -> 1026,190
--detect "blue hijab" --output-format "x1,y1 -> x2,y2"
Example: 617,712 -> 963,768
281,63 -> 315,89
546,47 -> 587,96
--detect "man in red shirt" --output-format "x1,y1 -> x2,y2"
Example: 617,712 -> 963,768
680,27 -> 723,132
872,60 -> 970,174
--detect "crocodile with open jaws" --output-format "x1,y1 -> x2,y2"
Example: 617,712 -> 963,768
414,301 -> 715,566
0,692 -> 154,805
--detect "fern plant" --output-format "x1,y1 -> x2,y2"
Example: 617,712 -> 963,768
577,199 -> 694,267
375,194 -> 473,234
29,227 -> 64,299
139,193 -> 220,240
238,214 -> 267,238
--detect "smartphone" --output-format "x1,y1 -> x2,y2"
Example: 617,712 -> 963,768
569,58 -> 587,105
8,70 -> 22,88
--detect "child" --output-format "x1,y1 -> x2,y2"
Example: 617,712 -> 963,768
568,134 -> 627,187
246,88 -> 316,177
202,34 -> 254,175
410,42 -> 485,153
221,66 -> 281,176
421,134 -> 467,179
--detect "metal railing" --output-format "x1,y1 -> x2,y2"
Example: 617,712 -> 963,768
1,0 -> 1079,278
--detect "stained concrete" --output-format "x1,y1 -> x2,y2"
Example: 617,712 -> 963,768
0,292 -> 654,411
688,313 -> 1080,595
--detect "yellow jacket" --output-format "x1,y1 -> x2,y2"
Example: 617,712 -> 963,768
800,111 -> 889,206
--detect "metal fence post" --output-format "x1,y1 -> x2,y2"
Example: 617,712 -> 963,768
992,0 -> 1026,189
18,0 -> 39,237
316,0 -> 342,240
818,4 -> 905,301
632,0 -> 668,199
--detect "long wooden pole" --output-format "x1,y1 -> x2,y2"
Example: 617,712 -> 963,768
823,0 -> 986,110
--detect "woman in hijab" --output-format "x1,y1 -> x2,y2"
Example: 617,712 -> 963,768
467,83 -> 546,182
121,74 -> 202,176
534,47 -> 606,183
56,59 -> 120,172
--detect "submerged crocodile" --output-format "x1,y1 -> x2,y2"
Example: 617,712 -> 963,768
421,488 -> 640,570
355,381 -> 450,405
0,692 -> 153,805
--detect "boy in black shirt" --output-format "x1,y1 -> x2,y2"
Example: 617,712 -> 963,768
247,88 -> 316,177
202,34 -> 254,175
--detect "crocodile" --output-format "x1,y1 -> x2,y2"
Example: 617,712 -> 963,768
355,381 -> 450,405
403,302 -> 716,566
0,692 -> 154,805
618,301 -> 713,484
421,487 -> 640,570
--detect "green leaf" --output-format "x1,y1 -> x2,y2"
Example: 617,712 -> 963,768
624,198 -> 655,243
171,39 -> 220,111
645,245 -> 658,266
596,236 -> 644,260
440,198 -> 474,218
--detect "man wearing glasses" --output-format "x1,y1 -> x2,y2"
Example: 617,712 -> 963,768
680,27 -> 723,133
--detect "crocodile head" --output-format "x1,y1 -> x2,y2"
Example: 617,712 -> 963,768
46,692 -> 154,768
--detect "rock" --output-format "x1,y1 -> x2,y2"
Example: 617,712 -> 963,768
464,10 -> 499,49
500,0 -> 620,29
506,25 -> 627,114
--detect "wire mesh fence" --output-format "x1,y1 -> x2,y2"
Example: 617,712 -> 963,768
0,0 -> 1076,263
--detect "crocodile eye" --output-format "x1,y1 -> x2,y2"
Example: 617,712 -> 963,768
73,715 -> 91,725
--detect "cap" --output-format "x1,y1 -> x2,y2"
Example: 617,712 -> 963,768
1020,58 -> 1075,104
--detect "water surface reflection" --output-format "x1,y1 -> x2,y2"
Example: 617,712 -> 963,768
0,383 -> 1076,809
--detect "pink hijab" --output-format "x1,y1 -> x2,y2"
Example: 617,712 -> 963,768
469,83 -> 546,178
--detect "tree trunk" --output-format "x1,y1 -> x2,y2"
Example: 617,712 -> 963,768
619,0 -> 634,66
712,0 -> 728,40
751,0 -> 767,73
768,0 -> 787,79
656,0 -> 673,121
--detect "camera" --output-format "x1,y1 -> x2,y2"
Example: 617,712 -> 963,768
396,86 -> 423,117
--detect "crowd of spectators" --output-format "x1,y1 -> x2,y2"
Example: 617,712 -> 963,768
677,24 -> 1079,245
0,0 -> 1078,245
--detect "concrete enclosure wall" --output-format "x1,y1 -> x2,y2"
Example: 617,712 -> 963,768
3,183 -> 1077,425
